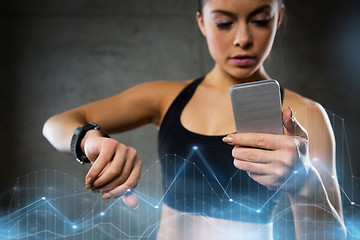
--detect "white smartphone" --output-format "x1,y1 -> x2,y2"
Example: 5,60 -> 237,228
230,79 -> 284,135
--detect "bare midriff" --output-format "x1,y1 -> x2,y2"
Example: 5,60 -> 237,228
156,204 -> 273,240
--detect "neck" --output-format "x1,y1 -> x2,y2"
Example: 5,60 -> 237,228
203,64 -> 271,91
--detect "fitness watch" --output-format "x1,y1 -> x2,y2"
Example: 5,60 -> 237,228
70,122 -> 110,164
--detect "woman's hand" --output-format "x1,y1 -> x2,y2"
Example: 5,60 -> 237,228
223,107 -> 346,238
83,132 -> 142,208
223,108 -> 312,192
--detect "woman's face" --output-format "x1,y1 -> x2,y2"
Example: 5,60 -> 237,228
197,0 -> 284,79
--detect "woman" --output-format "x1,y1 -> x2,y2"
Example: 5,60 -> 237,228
43,0 -> 346,239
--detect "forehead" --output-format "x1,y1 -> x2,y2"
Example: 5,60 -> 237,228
203,0 -> 279,14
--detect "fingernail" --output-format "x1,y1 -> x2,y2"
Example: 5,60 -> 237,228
103,193 -> 110,199
289,107 -> 295,120
85,178 -> 92,186
85,185 -> 92,190
132,204 -> 139,210
222,136 -> 233,143
122,188 -> 133,197
227,132 -> 237,135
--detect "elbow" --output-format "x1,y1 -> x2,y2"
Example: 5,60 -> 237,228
42,114 -> 71,153
42,111 -> 87,153
323,219 -> 347,240
42,116 -> 53,141
42,115 -> 60,149
329,223 -> 347,240
297,223 -> 347,240
338,221 -> 348,240
42,115 -> 61,143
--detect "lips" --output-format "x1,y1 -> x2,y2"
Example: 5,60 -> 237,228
229,55 -> 256,67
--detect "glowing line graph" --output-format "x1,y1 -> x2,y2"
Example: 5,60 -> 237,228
155,152 -> 194,207
135,150 -> 274,214
1,147 -> 358,240
1,194 -> 154,239
0,150 -> 303,240
156,150 -> 277,213
1,109 -> 360,239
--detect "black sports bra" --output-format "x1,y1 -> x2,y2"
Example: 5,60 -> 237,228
157,77 -> 282,223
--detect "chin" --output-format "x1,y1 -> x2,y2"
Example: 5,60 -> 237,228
227,68 -> 260,80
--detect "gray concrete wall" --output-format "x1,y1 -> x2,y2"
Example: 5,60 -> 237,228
1,0 -> 207,194
1,0 -> 360,239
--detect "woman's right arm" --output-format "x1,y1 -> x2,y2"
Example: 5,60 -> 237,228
42,80 -> 180,206
42,80 -> 171,153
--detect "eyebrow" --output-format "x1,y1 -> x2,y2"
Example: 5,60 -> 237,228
211,5 -> 272,19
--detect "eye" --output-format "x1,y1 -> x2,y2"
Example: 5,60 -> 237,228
251,18 -> 272,27
216,22 -> 233,30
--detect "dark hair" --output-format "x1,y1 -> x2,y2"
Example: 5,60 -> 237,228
197,0 -> 284,15
197,0 -> 205,15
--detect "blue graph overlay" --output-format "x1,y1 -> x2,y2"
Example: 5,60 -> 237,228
1,111 -> 360,239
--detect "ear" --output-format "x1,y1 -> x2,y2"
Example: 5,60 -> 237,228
277,5 -> 285,29
196,12 -> 207,37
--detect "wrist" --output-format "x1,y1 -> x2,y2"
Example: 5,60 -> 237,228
70,122 -> 110,164
81,129 -> 104,154
287,166 -> 325,202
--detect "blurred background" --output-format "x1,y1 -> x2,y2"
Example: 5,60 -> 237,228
0,0 -> 359,239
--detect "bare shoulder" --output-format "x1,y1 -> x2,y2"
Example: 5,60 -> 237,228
283,88 -> 335,161
112,79 -> 191,108
282,89 -> 320,110
133,79 -> 190,91
282,88 -> 329,124
128,79 -> 192,126
135,79 -> 191,104
282,88 -> 334,147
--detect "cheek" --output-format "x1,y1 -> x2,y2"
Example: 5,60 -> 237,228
254,29 -> 277,58
206,32 -> 232,60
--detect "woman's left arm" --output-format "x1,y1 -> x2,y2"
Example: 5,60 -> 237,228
223,105 -> 346,239
284,103 -> 346,239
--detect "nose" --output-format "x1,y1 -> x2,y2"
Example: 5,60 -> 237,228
233,22 -> 253,49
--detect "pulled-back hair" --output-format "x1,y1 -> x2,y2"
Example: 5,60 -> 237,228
197,0 -> 205,15
197,0 -> 284,15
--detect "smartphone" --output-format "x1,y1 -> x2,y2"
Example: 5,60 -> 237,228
230,79 -> 284,135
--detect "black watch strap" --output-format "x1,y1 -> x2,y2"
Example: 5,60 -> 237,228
70,122 -> 110,164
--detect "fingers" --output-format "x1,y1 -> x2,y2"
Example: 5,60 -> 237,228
92,146 -> 136,188
233,149 -> 288,176
225,107 -> 310,192
122,191 -> 139,209
247,174 -> 280,191
232,143 -> 297,184
232,146 -> 277,175
233,160 -> 270,175
222,108 -> 308,150
83,137 -> 142,208
283,107 -> 308,139
223,132 -> 290,150
234,158 -> 289,176
102,158 -> 142,202
88,147 -> 140,191
232,146 -> 273,164
85,138 -> 117,185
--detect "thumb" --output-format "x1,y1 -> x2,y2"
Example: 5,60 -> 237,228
122,190 -> 139,209
283,107 -> 308,139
